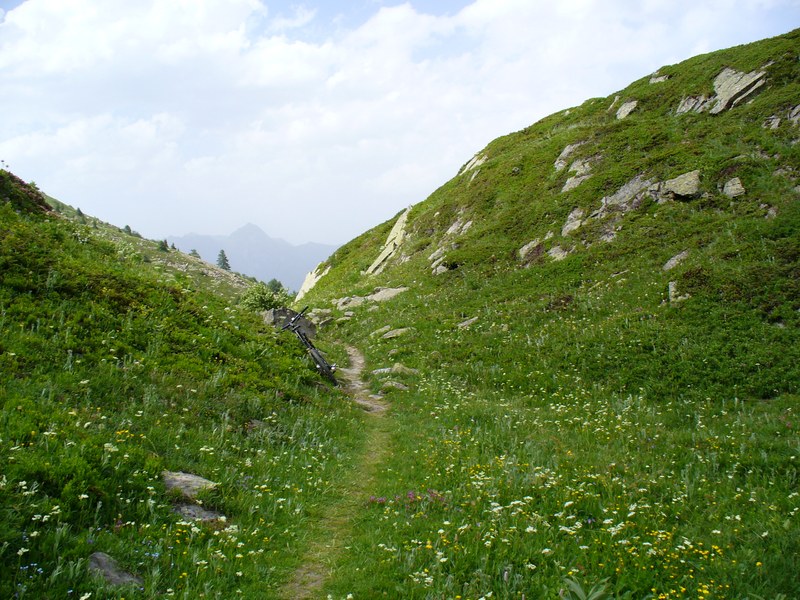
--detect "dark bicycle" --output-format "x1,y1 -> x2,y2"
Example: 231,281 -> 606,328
281,306 -> 337,384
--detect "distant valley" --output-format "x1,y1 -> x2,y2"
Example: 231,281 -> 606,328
168,223 -> 338,291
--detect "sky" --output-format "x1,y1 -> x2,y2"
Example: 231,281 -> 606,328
0,1 -> 798,245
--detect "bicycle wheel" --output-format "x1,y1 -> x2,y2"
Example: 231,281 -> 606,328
309,348 -> 337,384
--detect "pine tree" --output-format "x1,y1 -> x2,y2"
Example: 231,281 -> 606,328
217,249 -> 231,271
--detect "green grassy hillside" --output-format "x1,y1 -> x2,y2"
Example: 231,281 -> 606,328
297,30 -> 800,598
2,28 -> 798,600
0,171 -> 364,598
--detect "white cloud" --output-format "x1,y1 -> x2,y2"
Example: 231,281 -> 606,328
0,0 -> 798,244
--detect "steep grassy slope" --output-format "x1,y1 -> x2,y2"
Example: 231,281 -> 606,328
45,194 -> 252,303
0,172 -> 365,598
299,31 -> 800,598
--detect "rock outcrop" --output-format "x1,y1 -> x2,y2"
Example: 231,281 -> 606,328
428,209 -> 473,275
722,177 -> 746,198
649,170 -> 702,202
296,264 -> 330,302
459,153 -> 488,183
561,207 -> 585,236
663,250 -> 689,271
677,67 -> 767,115
561,155 -> 600,192
333,287 -> 409,310
366,207 -> 411,276
554,142 -> 586,172
616,100 -> 638,120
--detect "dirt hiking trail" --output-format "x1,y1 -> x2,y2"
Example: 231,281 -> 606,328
278,346 -> 390,599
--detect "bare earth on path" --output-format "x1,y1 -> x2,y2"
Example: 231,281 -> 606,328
278,345 -> 390,599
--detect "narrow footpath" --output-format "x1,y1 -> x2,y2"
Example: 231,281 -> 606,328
278,346 -> 390,599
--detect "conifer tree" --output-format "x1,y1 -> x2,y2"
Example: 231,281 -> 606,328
217,249 -> 231,271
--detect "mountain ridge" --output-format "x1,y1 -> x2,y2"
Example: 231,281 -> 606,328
169,223 -> 337,291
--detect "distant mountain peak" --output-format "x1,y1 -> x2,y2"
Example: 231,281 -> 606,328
168,225 -> 337,290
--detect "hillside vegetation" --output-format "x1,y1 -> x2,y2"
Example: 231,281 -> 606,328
1,29 -> 798,600
297,30 -> 800,598
0,170 -> 363,598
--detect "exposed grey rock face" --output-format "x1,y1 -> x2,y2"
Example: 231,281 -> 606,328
650,73 -> 669,84
296,264 -> 330,302
677,67 -> 766,115
554,142 -> 585,172
428,209 -> 472,274
723,177 -> 746,198
709,67 -> 767,114
592,174 -> 655,218
459,153 -> 487,175
367,207 -> 411,276
446,217 -> 473,236
333,287 -> 409,311
548,246 -> 570,261
789,104 -> 800,126
616,100 -> 638,120
664,170 -> 702,197
518,238 -> 542,261
677,95 -> 711,114
562,174 -> 593,193
663,250 -> 690,271
648,170 -> 701,203
561,207 -> 585,236
561,154 -> 601,193
561,154 -> 601,192
763,116 -> 781,129
89,552 -> 143,586
162,471 -> 217,500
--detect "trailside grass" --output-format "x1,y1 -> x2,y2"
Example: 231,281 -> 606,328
0,196 -> 371,599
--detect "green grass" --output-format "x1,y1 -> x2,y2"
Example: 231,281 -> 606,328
297,29 -> 800,599
2,27 -> 799,600
0,190 -> 368,599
